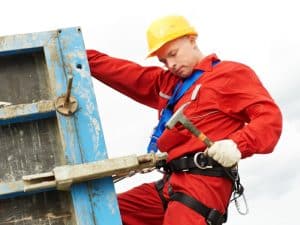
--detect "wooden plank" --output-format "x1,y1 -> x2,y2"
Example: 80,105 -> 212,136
0,117 -> 75,224
0,50 -> 51,104
0,27 -> 122,225
0,118 -> 63,181
0,100 -> 56,126
0,191 -> 74,225
0,181 -> 25,199
0,38 -> 77,224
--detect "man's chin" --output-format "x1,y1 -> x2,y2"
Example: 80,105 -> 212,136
178,72 -> 192,79
172,70 -> 191,78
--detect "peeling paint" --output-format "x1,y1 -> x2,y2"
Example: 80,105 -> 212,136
107,192 -> 118,215
0,100 -> 55,120
0,216 -> 33,224
91,117 -> 100,155
0,27 -> 120,225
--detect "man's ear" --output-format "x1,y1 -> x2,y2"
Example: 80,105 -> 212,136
188,35 -> 197,45
187,35 -> 198,49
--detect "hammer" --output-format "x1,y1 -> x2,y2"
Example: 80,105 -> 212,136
165,102 -> 214,148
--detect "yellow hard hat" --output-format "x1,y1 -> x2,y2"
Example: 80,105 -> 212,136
146,15 -> 198,58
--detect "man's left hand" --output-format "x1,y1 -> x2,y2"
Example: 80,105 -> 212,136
206,139 -> 241,167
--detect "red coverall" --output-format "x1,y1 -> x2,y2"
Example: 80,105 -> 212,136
87,50 -> 282,225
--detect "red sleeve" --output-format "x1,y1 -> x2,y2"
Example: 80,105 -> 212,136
220,63 -> 282,158
86,49 -> 165,109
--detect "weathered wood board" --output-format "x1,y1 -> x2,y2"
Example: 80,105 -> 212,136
0,28 -> 121,225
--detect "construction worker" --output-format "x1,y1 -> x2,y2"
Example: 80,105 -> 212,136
87,15 -> 282,225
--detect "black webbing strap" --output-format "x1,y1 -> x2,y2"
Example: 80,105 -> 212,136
154,179 -> 168,210
164,153 -> 235,180
189,167 -> 239,183
167,153 -> 220,171
170,192 -> 226,225
154,152 -> 240,224
187,167 -> 231,178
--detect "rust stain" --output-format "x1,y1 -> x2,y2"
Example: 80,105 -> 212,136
37,100 -> 55,112
6,181 -> 21,189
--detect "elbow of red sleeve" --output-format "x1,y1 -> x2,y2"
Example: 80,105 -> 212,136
263,104 -> 283,153
267,106 -> 283,152
229,106 -> 283,159
229,133 -> 254,159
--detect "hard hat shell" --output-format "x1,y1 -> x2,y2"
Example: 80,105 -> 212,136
146,15 -> 197,57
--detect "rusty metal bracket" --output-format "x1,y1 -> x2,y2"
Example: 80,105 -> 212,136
55,76 -> 78,116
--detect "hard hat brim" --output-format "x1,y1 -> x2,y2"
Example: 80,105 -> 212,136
146,30 -> 198,58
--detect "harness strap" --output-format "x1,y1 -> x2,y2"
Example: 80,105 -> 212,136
166,152 -> 220,171
170,192 -> 226,225
161,153 -> 237,181
187,167 -> 234,178
154,153 -> 243,224
154,179 -> 168,210
147,60 -> 220,153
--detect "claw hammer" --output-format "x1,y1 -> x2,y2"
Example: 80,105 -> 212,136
165,102 -> 214,148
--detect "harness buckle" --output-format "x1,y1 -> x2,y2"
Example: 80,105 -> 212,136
206,208 -> 225,225
193,152 -> 213,169
155,159 -> 170,174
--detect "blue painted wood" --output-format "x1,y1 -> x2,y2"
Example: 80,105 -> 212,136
0,181 -> 54,200
0,28 -> 122,225
0,181 -> 25,199
55,27 -> 122,225
0,30 -> 58,53
0,101 -> 56,126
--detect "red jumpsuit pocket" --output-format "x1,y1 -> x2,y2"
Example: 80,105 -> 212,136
157,128 -> 190,152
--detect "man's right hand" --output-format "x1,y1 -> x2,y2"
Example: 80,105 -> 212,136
206,139 -> 241,167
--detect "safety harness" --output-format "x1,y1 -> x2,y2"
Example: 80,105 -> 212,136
147,61 -> 219,153
155,153 -> 245,225
148,60 -> 246,224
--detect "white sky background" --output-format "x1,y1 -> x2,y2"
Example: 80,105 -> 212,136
1,0 -> 299,224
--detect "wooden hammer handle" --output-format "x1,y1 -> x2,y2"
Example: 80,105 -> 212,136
198,132 -> 214,148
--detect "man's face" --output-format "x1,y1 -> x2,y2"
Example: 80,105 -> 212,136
156,36 -> 198,78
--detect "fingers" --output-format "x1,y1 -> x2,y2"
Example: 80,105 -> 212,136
206,142 -> 218,157
205,139 -> 241,168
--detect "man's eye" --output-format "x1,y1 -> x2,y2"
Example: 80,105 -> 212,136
159,59 -> 166,64
169,50 -> 177,57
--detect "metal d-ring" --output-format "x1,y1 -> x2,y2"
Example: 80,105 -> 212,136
193,152 -> 213,169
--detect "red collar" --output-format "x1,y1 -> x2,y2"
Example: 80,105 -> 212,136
194,53 -> 220,72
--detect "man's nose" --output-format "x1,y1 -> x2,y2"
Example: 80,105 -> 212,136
166,59 -> 176,70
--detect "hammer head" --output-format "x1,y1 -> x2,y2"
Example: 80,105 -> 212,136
165,102 -> 190,129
